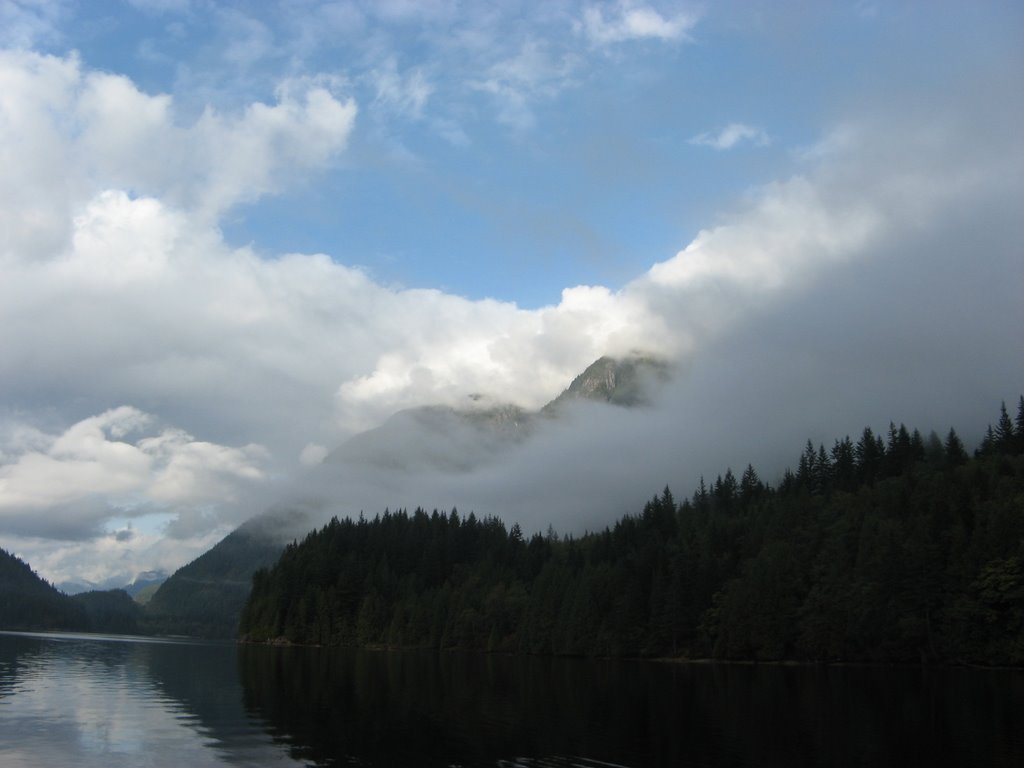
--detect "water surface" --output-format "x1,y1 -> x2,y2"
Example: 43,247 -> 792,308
1,631 -> 1021,767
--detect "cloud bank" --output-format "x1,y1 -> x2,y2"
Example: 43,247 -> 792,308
1,18 -> 1022,584
0,407 -> 265,540
0,49 -> 356,260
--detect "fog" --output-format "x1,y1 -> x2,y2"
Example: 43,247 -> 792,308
272,186 -> 1024,541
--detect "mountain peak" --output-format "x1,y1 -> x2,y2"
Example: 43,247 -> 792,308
541,353 -> 669,415
320,354 -> 671,472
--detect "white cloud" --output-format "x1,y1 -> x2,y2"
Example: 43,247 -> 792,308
0,408 -> 152,514
0,407 -> 266,538
120,2 -> 701,143
140,429 -> 266,503
0,0 -> 67,49
369,58 -> 433,120
217,6 -> 277,68
0,49 -> 357,244
469,39 -> 580,130
581,1 -> 698,46
187,77 -> 357,218
689,122 -> 771,150
644,176 -> 880,295
1,40 -> 1022,585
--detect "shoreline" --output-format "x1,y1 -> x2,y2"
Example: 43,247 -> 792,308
235,637 -> 1024,670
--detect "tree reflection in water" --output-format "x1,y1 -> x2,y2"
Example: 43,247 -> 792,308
237,646 -> 1024,768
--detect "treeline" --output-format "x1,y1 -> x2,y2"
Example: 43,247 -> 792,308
0,547 -> 88,630
0,547 -> 143,634
73,589 -> 143,634
239,399 -> 1024,665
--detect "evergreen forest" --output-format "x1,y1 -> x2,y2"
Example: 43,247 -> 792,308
240,398 -> 1024,665
0,547 -> 143,634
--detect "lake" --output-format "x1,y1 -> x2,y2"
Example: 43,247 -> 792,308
0,631 -> 1021,767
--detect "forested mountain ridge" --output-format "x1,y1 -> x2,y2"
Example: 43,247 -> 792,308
0,548 -> 143,633
240,397 -> 1024,665
0,547 -> 88,630
143,513 -> 301,638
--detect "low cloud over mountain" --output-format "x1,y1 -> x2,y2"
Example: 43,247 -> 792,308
1,5 -> 1022,584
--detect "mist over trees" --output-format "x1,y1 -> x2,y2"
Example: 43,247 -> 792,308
240,398 -> 1024,665
5,398 -> 1022,664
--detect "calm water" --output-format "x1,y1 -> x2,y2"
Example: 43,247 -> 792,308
0,631 -> 1021,767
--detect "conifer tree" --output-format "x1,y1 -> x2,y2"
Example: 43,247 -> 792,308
693,476 -> 709,510
831,437 -> 856,491
855,427 -> 882,483
813,444 -> 831,495
924,430 -> 945,468
797,440 -> 815,489
660,486 -> 676,514
716,469 -> 738,506
995,401 -> 1015,452
740,464 -> 761,501
1016,395 -> 1024,446
977,425 -> 997,457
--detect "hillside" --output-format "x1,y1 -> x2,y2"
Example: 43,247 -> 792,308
0,550 -> 144,634
240,398 -> 1024,665
72,589 -> 143,634
125,571 -> 168,602
325,402 -> 533,472
0,547 -> 88,631
132,582 -> 161,606
144,512 -> 303,637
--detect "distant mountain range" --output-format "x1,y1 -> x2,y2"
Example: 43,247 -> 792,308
57,570 -> 169,601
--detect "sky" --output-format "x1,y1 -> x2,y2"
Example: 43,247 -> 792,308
0,0 -> 1022,587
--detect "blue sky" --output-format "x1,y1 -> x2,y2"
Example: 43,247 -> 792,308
15,0 -> 935,306
1,0 -> 1022,584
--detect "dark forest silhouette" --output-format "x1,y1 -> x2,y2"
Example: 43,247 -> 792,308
239,397 -> 1024,665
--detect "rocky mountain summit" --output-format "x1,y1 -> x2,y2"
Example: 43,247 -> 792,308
541,354 -> 670,414
327,353 -> 669,472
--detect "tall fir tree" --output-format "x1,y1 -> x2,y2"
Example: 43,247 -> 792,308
995,401 -> 1016,452
1016,395 -> 1024,454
